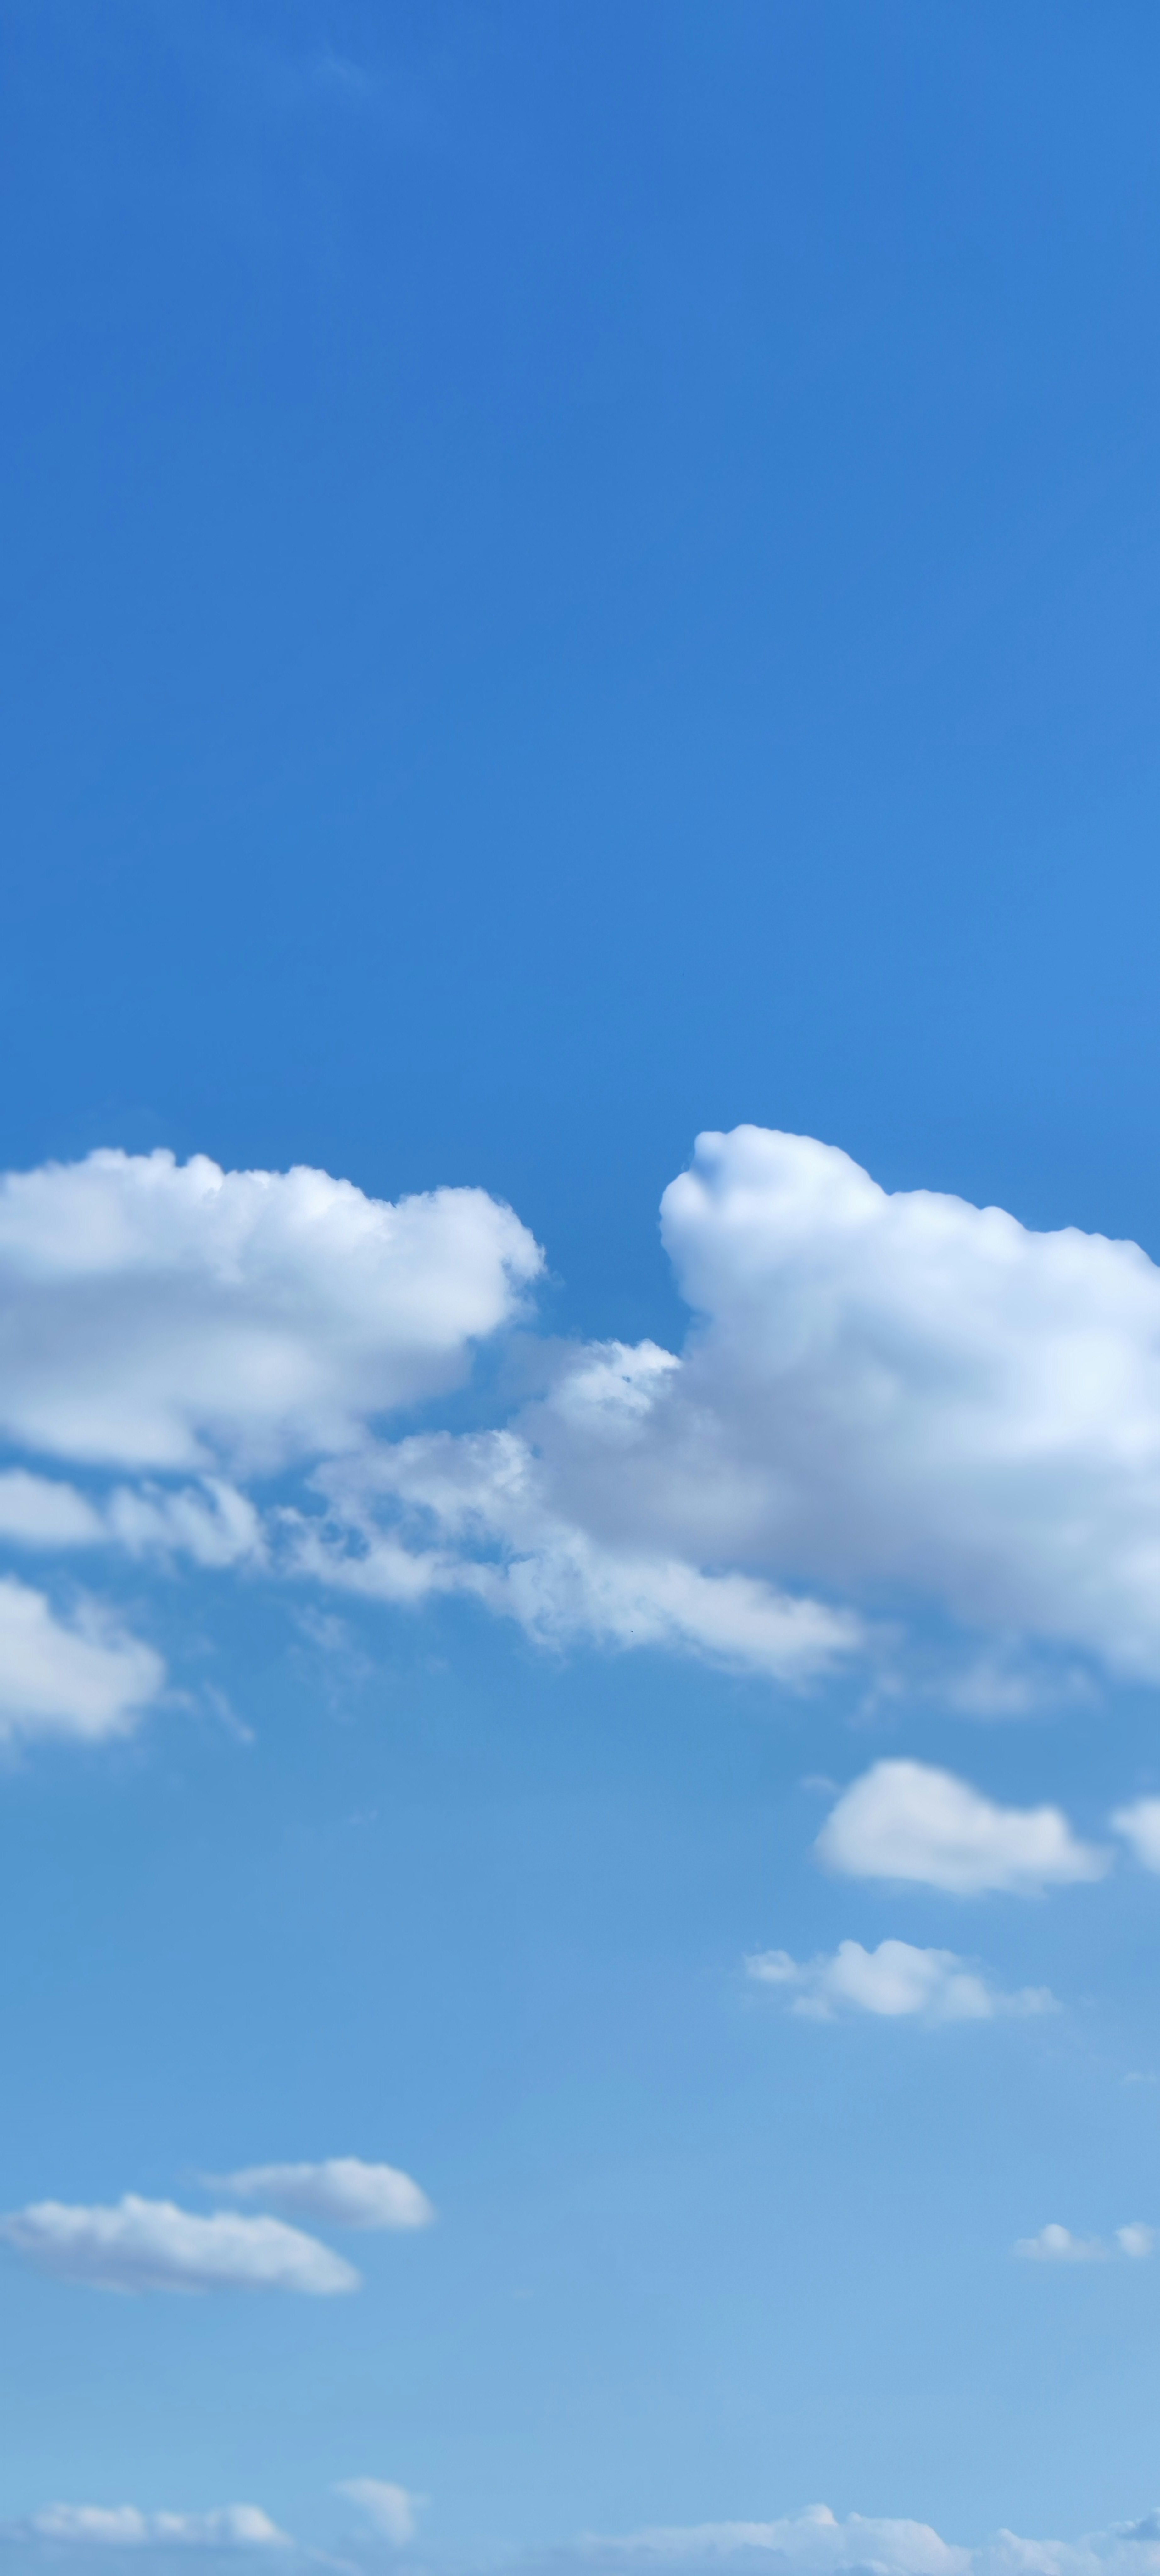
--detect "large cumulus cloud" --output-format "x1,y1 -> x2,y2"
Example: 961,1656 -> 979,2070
302,1125 -> 1160,1686
10,1127 -> 1160,1707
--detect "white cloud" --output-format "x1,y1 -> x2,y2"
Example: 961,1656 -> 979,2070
1015,2225 -> 1107,2262
298,1432 -> 861,1687
747,1938 -> 1056,2023
0,1148 -> 540,1471
0,1577 -> 164,1744
209,2158 -> 434,2230
19,1126 -> 1160,1704
293,1126 -> 1160,1690
334,2484 -> 423,2546
0,2195 -> 359,2295
560,2505 -> 1160,2576
1111,1799 -> 1160,1871
13,2507 -> 289,2549
105,1480 -> 265,1568
576,2509 -> 968,2576
0,1471 -> 103,1547
1118,2224 -> 1156,2257
815,1761 -> 1107,1896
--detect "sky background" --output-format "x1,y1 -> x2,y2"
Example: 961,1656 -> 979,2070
6,2 -> 1160,2569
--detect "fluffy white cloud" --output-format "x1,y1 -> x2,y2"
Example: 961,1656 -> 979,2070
563,2505 -> 1160,2576
0,1149 -> 540,1471
1118,2224 -> 1156,2257
12,2507 -> 289,2549
0,1577 -> 164,1744
747,1939 -> 1055,2022
1111,1800 -> 1160,1870
0,2195 -> 359,2295
334,2484 -> 423,2546
209,2158 -> 434,2230
18,1125 -> 1160,1702
293,1126 -> 1160,1689
815,1761 -> 1107,1896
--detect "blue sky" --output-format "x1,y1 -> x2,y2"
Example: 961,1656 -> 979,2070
6,4 -> 1160,2572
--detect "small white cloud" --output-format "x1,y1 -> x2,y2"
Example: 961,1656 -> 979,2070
0,2195 -> 359,2296
816,1761 -> 1108,1896
16,2506 -> 289,2549
1014,2224 -> 1107,2262
1117,2223 -> 1156,2258
0,1577 -> 164,1745
0,1472 -> 103,1547
747,1939 -> 1055,2024
334,2484 -> 424,2546
208,2158 -> 434,2231
1110,1799 -> 1160,1871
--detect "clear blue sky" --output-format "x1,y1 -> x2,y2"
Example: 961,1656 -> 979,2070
5,7 -> 1160,2573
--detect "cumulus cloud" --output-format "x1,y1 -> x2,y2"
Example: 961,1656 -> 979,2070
746,1939 -> 1055,2022
0,1577 -> 164,1744
0,2195 -> 359,2295
209,2159 -> 434,2230
1111,1800 -> 1160,1870
7,2507 -> 290,2549
18,1125 -> 1160,1704
556,2504 -> 1160,2576
0,1148 -> 540,1472
334,2484 -> 423,2546
815,1761 -> 1107,1896
292,1126 -> 1160,1690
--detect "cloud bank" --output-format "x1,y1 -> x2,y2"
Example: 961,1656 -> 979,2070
13,1129 -> 1160,1710
747,1939 -> 1055,2023
0,2195 -> 359,2295
557,2503 -> 1160,2576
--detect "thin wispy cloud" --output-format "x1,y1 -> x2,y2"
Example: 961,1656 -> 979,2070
207,2160 -> 434,2231
747,1939 -> 1056,2023
0,2196 -> 360,2296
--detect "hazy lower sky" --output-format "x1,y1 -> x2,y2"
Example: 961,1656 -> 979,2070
6,8 -> 1160,2575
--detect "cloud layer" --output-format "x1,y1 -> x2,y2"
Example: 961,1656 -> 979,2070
0,2196 -> 359,2295
815,1762 -> 1107,1896
747,1939 -> 1055,2022
561,2503 -> 1160,2576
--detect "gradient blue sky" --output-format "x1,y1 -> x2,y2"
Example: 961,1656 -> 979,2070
6,5 -> 1160,2572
